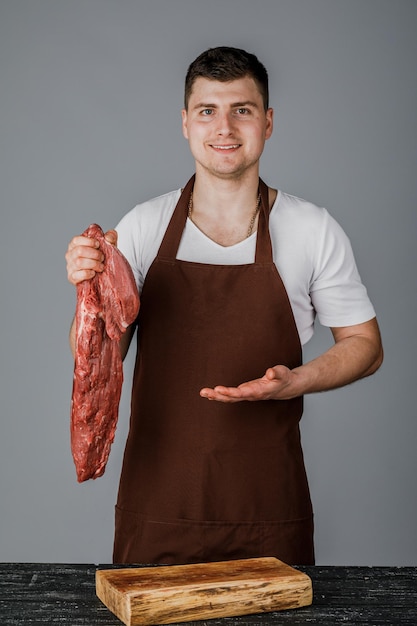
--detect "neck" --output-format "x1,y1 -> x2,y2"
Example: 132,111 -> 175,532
192,170 -> 260,218
187,171 -> 264,247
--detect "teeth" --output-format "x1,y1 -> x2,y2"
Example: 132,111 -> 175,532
212,145 -> 239,150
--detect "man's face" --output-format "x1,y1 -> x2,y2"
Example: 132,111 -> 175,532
182,76 -> 273,181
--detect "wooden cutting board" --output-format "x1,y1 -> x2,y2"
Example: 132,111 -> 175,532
96,557 -> 312,625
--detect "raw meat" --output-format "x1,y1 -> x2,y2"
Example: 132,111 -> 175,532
71,224 -> 140,482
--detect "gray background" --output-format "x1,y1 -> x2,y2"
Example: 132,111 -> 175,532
1,0 -> 416,566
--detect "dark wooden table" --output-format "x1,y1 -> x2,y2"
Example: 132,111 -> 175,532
0,563 -> 416,624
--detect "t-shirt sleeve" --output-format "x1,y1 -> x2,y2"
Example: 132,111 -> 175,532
113,189 -> 180,295
115,208 -> 144,293
309,210 -> 376,328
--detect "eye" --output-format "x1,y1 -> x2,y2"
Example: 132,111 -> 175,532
236,107 -> 250,115
201,108 -> 214,116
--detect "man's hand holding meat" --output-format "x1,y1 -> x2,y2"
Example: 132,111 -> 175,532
66,229 -> 118,286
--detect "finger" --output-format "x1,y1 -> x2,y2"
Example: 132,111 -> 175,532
104,229 -> 118,246
200,388 -> 242,403
215,385 -> 246,397
265,365 -> 291,382
200,385 -> 257,402
65,239 -> 103,271
66,250 -> 105,285
200,384 -> 245,397
67,235 -> 100,251
66,255 -> 104,281
67,268 -> 98,285
73,254 -> 104,271
265,367 -> 278,381
66,246 -> 104,265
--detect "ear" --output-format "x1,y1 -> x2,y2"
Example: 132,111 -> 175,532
181,109 -> 189,139
265,107 -> 274,140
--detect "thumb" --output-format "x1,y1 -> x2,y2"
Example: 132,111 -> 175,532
265,365 -> 289,381
104,229 -> 118,247
265,367 -> 278,381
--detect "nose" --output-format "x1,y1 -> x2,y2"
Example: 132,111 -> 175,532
216,111 -> 234,135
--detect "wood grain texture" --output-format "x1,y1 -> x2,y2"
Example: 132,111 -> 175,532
1,563 -> 416,625
96,558 -> 312,626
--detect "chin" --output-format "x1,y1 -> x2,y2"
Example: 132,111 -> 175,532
203,164 -> 252,181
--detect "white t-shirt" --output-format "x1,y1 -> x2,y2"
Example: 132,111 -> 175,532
116,188 -> 376,346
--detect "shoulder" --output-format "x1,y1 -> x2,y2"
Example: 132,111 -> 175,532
270,189 -> 375,336
116,188 -> 181,257
115,187 -> 181,291
269,188 -> 364,296
117,188 -> 181,232
272,190 -> 329,227
270,190 -> 346,262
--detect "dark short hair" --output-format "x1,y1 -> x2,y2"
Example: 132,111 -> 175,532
184,46 -> 269,111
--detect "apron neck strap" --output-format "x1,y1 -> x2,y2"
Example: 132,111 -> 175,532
255,178 -> 273,263
157,174 -> 273,263
157,175 -> 195,259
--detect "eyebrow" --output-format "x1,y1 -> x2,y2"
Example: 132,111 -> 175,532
192,100 -> 260,111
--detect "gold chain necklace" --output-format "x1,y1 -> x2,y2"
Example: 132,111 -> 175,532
188,192 -> 261,239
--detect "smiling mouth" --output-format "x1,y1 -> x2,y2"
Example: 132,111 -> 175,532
211,144 -> 241,150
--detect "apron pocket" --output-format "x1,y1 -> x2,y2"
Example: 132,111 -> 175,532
113,509 -> 314,565
113,510 -> 206,565
260,516 -> 315,565
113,505 -> 142,564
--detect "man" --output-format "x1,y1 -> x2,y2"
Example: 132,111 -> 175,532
66,47 -> 383,566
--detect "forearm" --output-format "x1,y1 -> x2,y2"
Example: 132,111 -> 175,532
200,318 -> 383,403
283,330 -> 383,399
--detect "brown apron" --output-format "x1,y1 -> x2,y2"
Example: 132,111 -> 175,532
114,176 -> 314,565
